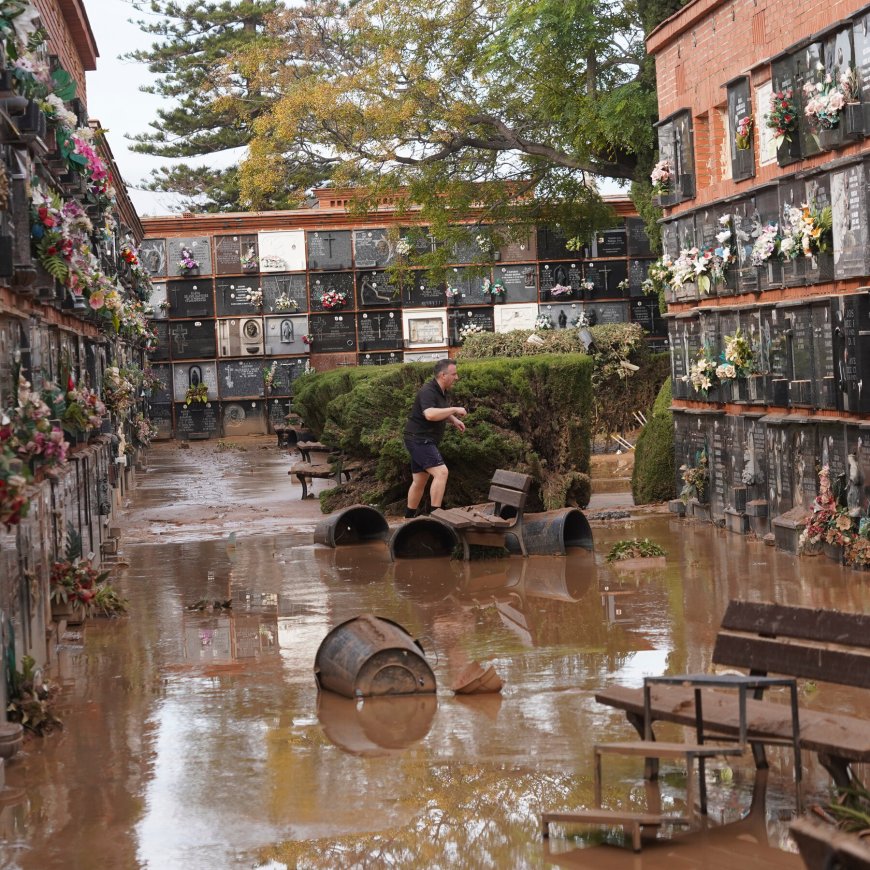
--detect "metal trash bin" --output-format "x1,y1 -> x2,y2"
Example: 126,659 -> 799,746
506,508 -> 593,556
314,614 -> 436,698
314,504 -> 389,548
389,516 -> 459,560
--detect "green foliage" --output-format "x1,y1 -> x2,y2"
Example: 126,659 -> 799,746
6,655 -> 63,735
606,538 -> 666,561
824,775 -> 870,834
296,356 -> 593,513
631,376 -> 675,504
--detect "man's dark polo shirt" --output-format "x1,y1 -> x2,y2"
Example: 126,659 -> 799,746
404,378 -> 449,444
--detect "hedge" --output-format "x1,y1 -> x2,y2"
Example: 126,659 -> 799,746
631,376 -> 675,504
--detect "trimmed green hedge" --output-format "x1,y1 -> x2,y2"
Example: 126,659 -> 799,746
631,376 -> 675,504
293,355 -> 594,513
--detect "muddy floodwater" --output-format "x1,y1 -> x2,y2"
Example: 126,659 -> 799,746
1,438 -> 868,869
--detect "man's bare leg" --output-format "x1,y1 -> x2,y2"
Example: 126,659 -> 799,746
427,464 -> 449,509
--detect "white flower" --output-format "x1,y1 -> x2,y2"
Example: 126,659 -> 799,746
715,229 -> 731,245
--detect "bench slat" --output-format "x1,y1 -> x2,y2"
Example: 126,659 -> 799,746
486,484 -> 527,508
720,600 -> 870,649
713,631 -> 870,690
491,469 -> 533,492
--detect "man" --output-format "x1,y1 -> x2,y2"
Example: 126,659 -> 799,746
403,358 -> 467,517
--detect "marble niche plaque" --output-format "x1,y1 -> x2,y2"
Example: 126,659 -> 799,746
593,226 -> 627,258
832,163 -> 870,279
215,277 -> 262,316
493,264 -> 537,303
838,294 -> 870,413
217,316 -> 265,358
804,173 -> 834,284
811,301 -> 837,409
493,303 -> 538,333
269,357 -> 308,395
258,230 -> 306,272
447,307 -> 494,346
307,230 -> 353,271
268,398 -> 293,427
308,313 -> 357,353
214,234 -> 259,276
403,310 -> 448,348
496,228 -> 536,262
150,321 -> 171,362
149,403 -> 172,439
537,299 -> 582,331
449,228 -> 492,264
357,310 -> 403,351
353,229 -> 395,268
264,315 -> 309,355
309,272 -> 355,313
359,351 -> 402,366
222,400 -> 267,437
261,273 -> 308,314
447,266 -> 492,305
630,297 -> 665,336
139,239 -> 167,277
356,270 -> 401,308
172,361 -> 218,402
175,402 -> 219,438
404,351 -> 448,363
216,359 -> 267,399
585,260 -> 628,299
539,262 -> 583,298
167,237 -> 212,278
149,282 -> 168,318
585,301 -> 628,325
168,279 -> 214,318
147,363 -> 172,404
169,319 -> 216,360
536,226 -> 573,260
626,218 -> 653,258
628,259 -> 651,297
404,272 -> 446,308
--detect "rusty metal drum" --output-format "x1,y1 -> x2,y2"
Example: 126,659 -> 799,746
313,504 -> 389,548
389,516 -> 459,559
314,614 -> 437,698
505,508 -> 593,556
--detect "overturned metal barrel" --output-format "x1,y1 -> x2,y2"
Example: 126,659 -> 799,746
506,508 -> 593,556
314,614 -> 436,698
314,504 -> 390,548
389,516 -> 459,560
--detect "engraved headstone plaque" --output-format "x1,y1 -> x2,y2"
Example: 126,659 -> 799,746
357,310 -> 403,351
728,78 -> 755,180
404,351 -> 448,363
217,359 -> 268,399
217,316 -> 264,358
269,358 -> 308,395
309,272 -> 355,313
448,308 -> 494,344
536,226 -> 572,260
804,173 -> 834,283
594,226 -> 627,258
268,398 -> 293,426
149,282 -> 168,318
832,163 -> 870,279
307,230 -> 353,270
168,279 -> 214,318
169,319 -> 216,360
308,313 -> 357,353
167,237 -> 212,277
174,403 -> 219,437
493,264 -> 537,302
538,300 -> 582,330
403,311 -> 448,348
148,403 -> 172,439
493,303 -> 538,333
140,239 -> 167,277
150,321 -> 171,362
262,273 -> 308,313
222,400 -> 266,436
353,229 -> 394,268
356,270 -> 401,308
215,277 -> 262,316
779,179 -> 808,286
447,266 -> 492,304
497,228 -> 536,262
148,363 -> 172,403
539,262 -> 583,297
359,351 -> 402,366
731,199 -> 759,294
258,230 -> 306,272
585,302 -> 628,325
172,361 -> 218,402
404,272 -> 446,308
626,218 -> 653,258
586,260 -> 628,299
264,315 -> 309,355
398,227 -> 435,256
214,234 -> 259,275
754,186 -> 782,292
628,259 -> 651,296
812,301 -> 837,409
630,296 -> 665,335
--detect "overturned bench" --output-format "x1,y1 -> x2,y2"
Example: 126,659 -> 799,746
595,599 -> 870,791
289,458 -> 361,499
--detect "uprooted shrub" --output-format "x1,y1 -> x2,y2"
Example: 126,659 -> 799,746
292,354 -> 593,513
456,323 -> 670,443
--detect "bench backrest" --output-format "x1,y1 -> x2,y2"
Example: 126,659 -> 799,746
713,599 -> 870,690
488,470 -> 533,519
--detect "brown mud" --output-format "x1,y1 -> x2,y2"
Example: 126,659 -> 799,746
0,435 -> 866,868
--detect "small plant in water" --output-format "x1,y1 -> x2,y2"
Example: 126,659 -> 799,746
822,775 -> 870,836
7,655 -> 63,735
606,538 -> 667,562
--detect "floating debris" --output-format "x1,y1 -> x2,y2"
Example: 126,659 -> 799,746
186,599 -> 232,612
452,661 -> 503,695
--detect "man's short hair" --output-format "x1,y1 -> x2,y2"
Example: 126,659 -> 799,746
434,358 -> 457,376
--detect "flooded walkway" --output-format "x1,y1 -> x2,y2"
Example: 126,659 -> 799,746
1,437 -> 868,868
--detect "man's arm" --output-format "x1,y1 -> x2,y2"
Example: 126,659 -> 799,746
423,406 -> 467,422
448,414 -> 466,432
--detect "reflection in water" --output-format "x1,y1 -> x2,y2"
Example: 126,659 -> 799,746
317,691 -> 437,756
4,497 -> 870,867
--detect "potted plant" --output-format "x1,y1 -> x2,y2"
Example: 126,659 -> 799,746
679,449 -> 709,504
177,247 -> 200,276
184,382 -> 209,407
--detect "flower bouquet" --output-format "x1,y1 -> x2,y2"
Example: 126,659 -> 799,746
132,413 -> 158,447
246,287 -> 263,309
684,347 -> 719,396
62,384 -> 107,435
302,333 -> 313,345
679,449 -> 709,503
780,201 -> 832,259
395,238 -> 412,257
671,246 -> 729,296
750,223 -> 781,265
319,288 -> 348,310
735,115 -> 754,150
488,279 -> 506,297
184,382 -> 209,407
802,63 -> 856,130
178,247 -> 200,275
263,362 -> 277,392
273,292 -> 297,312
650,158 -> 673,195
549,283 -> 573,298
445,287 -> 461,301
799,465 -> 854,554
459,323 -> 486,341
580,279 -> 594,295
766,88 -> 798,144
103,366 -> 138,416
534,313 -> 553,330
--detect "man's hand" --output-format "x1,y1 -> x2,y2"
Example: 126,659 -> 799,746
451,417 -> 466,433
453,406 -> 468,417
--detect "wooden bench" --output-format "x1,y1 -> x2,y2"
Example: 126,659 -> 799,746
296,440 -> 330,463
595,599 -> 870,791
431,470 -> 533,559
288,458 -> 360,499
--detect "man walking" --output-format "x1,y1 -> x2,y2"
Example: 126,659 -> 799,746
403,359 -> 467,517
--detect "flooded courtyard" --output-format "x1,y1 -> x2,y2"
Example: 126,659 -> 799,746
1,437 -> 868,869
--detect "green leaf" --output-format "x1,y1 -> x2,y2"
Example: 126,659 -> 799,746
698,274 -> 711,295
50,67 -> 77,102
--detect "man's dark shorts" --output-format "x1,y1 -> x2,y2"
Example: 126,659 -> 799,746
404,437 -> 445,474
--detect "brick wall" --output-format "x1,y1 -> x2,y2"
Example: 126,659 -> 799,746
33,0 -> 98,105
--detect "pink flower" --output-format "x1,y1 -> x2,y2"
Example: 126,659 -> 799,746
89,290 -> 105,310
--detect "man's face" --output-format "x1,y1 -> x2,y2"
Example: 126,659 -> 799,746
439,364 -> 459,389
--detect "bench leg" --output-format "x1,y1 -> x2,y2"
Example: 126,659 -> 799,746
594,748 -> 602,807
296,474 -> 309,499
627,712 -> 660,780
630,822 -> 641,853
818,753 -> 851,790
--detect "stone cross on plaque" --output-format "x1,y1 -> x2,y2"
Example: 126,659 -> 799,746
597,263 -> 612,292
320,232 -> 338,258
370,312 -> 387,338
171,324 -> 188,353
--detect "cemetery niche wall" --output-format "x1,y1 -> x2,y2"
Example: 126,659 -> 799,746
648,0 -> 870,563
141,197 -> 660,437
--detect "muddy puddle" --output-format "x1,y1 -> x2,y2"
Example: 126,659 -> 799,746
1,439 -> 868,868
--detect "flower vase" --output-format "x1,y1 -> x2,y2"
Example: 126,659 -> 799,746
822,541 -> 844,564
845,102 -> 864,139
776,135 -> 801,167
180,266 -> 199,278
818,124 -> 844,152
491,294 -> 504,304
